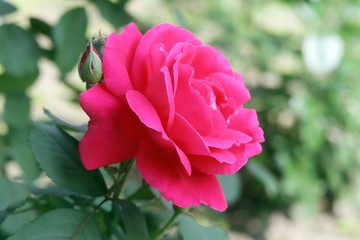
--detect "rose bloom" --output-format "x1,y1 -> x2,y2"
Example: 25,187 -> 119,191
79,23 -> 264,211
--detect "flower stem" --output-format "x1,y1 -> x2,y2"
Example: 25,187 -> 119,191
71,197 -> 108,240
113,160 -> 134,199
153,206 -> 186,240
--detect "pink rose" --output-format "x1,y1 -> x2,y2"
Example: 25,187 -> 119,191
79,23 -> 264,211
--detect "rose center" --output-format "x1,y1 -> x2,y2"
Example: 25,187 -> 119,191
191,78 -> 236,121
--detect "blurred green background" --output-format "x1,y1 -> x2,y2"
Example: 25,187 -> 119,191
1,0 -> 360,239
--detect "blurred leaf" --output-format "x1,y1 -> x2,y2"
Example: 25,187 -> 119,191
90,0 -> 132,28
0,0 -> 16,15
0,24 -> 39,78
1,210 -> 37,236
179,215 -> 229,240
4,92 -> 40,180
0,210 -> 7,224
218,174 -> 241,206
29,184 -> 78,197
0,71 -> 38,93
4,92 -> 30,128
7,128 -> 40,180
29,17 -> 52,37
7,208 -> 102,240
0,176 -> 28,211
246,161 -> 278,196
113,199 -> 150,240
0,138 -> 4,167
53,8 -> 87,75
44,108 -> 87,132
29,122 -> 107,197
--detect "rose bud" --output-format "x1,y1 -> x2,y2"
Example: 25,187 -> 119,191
78,33 -> 106,88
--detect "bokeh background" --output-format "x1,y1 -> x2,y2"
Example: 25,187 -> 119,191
1,0 -> 360,239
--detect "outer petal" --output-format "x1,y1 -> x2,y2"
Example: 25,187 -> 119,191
136,139 -> 227,211
132,23 -> 196,92
79,85 -> 143,170
180,45 -> 233,79
229,108 -> 265,143
191,148 -> 248,175
203,129 -> 252,149
103,23 -> 142,97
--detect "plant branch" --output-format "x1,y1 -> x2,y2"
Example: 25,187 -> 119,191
71,197 -> 108,240
152,207 -> 186,240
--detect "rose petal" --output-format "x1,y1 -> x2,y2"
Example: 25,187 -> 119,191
174,63 -> 213,135
132,23 -> 196,92
167,113 -> 209,155
191,148 -> 248,175
207,72 -> 250,106
181,45 -> 233,78
136,139 -> 227,211
229,108 -> 265,143
203,129 -> 252,149
103,23 -> 142,97
79,84 -> 143,169
209,148 -> 236,163
126,90 -> 192,175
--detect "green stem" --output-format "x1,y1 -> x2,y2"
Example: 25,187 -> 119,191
126,181 -> 148,201
113,160 -> 134,199
153,207 -> 185,240
71,197 -> 108,240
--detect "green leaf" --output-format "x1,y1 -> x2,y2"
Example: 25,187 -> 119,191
246,161 -> 278,196
4,92 -> 30,128
8,128 -> 40,180
7,209 -> 102,240
0,24 -> 39,78
0,0 -> 17,15
218,174 -> 241,206
0,137 -> 5,167
0,210 -> 7,224
2,210 -> 37,236
0,176 -> 29,211
179,215 -> 229,240
29,122 -> 107,196
44,108 -> 87,132
89,0 -> 132,28
113,199 -> 150,240
0,71 -> 38,93
3,92 -> 39,180
29,17 -> 52,37
52,8 -> 87,75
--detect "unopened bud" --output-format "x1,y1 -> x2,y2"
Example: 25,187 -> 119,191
78,32 -> 107,88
